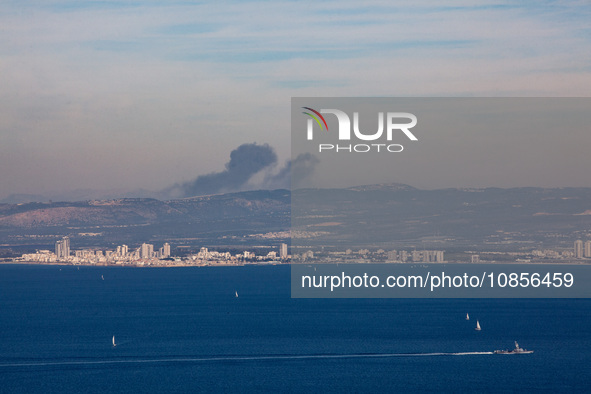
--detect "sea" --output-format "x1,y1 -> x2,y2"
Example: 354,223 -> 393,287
0,264 -> 589,393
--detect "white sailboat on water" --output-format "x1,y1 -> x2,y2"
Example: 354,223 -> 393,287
112,335 -> 117,347
466,313 -> 470,320
235,291 -> 239,298
475,320 -> 481,331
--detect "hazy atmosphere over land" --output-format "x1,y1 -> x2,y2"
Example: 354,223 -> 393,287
1,1 -> 591,201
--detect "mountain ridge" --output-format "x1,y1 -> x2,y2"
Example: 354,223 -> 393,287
2,184 -> 591,250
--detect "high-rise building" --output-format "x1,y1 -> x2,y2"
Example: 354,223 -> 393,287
62,237 -> 70,258
141,243 -> 154,259
55,240 -> 63,259
574,240 -> 584,259
280,243 -> 288,259
584,241 -> 591,258
55,236 -> 70,260
435,251 -> 444,263
163,243 -> 171,258
387,250 -> 397,261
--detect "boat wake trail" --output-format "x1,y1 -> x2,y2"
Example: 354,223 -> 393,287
0,352 -> 495,368
451,352 -> 494,356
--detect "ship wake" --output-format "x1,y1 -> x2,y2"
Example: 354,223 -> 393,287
0,351 -> 496,368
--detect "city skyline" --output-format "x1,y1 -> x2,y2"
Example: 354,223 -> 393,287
20,237 -> 291,266
16,236 -> 591,266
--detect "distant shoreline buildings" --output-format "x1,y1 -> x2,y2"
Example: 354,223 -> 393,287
292,248 -> 445,264
13,237 -> 591,266
18,238 -> 291,266
531,240 -> 591,260
573,239 -> 591,259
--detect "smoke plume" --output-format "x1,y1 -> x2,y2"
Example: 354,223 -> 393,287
175,143 -> 277,197
263,153 -> 320,190
166,143 -> 319,198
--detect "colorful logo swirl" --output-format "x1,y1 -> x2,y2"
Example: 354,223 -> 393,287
302,107 -> 328,131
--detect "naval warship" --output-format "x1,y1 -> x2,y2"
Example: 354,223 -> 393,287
494,341 -> 533,354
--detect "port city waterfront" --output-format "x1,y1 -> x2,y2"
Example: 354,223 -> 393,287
0,264 -> 590,393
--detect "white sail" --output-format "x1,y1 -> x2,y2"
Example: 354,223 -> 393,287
475,320 -> 481,330
466,313 -> 469,320
112,336 -> 116,347
235,291 -> 238,298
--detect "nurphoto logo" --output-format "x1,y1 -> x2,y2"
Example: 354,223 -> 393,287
302,106 -> 418,153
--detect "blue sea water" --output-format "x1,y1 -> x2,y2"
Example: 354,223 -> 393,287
0,264 -> 589,393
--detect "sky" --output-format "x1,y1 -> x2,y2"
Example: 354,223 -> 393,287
1,1 -> 591,200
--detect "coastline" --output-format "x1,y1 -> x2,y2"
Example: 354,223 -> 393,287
0,260 -> 282,267
3,260 -> 590,267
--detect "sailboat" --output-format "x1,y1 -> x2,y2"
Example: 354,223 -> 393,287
101,275 -> 104,280
235,291 -> 239,298
475,320 -> 481,331
466,313 -> 470,320
112,336 -> 116,347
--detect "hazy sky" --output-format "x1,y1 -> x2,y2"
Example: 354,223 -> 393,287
1,1 -> 591,199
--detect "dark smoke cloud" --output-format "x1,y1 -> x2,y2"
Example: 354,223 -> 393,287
165,144 -> 319,198
291,153 -> 320,188
169,143 -> 277,198
263,153 -> 320,190
262,160 -> 291,189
